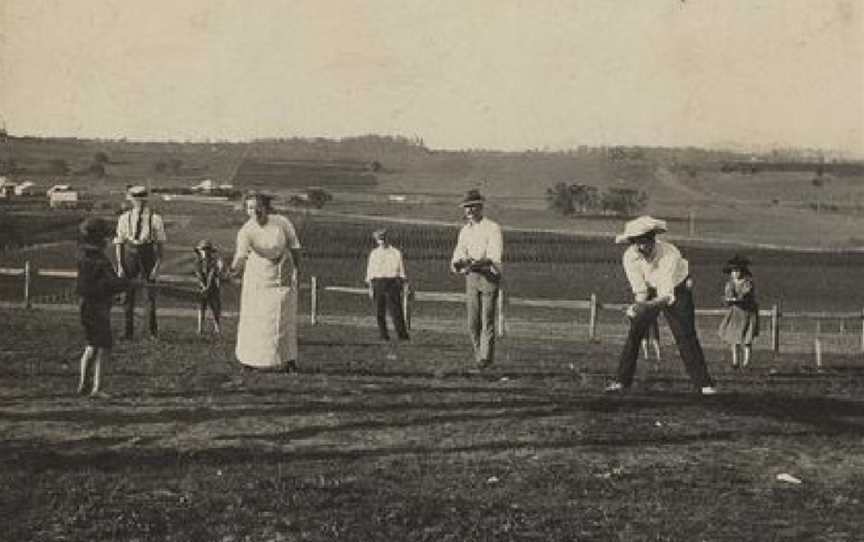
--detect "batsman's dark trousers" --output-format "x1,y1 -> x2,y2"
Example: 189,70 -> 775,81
616,281 -> 714,388
121,244 -> 158,339
371,278 -> 409,340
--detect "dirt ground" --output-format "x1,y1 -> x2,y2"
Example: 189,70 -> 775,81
2,308 -> 864,541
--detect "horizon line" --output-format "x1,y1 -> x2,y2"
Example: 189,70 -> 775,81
2,131 -> 861,161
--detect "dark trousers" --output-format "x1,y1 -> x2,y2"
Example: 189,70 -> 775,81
616,283 -> 713,388
121,244 -> 158,339
199,289 -> 222,323
372,278 -> 409,340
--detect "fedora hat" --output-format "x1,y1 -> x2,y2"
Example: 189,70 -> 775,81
614,216 -> 668,244
459,189 -> 486,207
79,216 -> 114,243
372,228 -> 388,239
722,254 -> 751,273
126,185 -> 149,199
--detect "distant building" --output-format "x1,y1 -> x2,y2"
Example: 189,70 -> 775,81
14,181 -> 37,196
48,184 -> 79,208
0,182 -> 16,198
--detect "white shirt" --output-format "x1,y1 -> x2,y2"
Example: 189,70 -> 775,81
451,217 -> 504,274
365,245 -> 406,282
114,207 -> 166,245
622,239 -> 689,304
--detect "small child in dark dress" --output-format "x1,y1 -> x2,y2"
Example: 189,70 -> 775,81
193,239 -> 224,335
76,217 -> 130,397
718,255 -> 760,368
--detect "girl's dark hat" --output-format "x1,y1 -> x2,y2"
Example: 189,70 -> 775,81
79,216 -> 114,242
723,254 -> 751,273
459,189 -> 485,207
195,239 -> 215,251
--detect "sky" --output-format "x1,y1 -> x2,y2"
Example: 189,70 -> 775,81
1,0 -> 862,156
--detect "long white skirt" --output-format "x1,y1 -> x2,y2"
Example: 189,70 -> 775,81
235,251 -> 298,368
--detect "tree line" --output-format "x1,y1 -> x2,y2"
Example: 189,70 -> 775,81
546,182 -> 648,217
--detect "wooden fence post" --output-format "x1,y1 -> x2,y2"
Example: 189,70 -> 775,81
588,293 -> 598,341
310,276 -> 318,325
814,338 -> 823,370
771,304 -> 780,353
497,288 -> 505,337
860,308 -> 864,352
402,282 -> 412,331
24,260 -> 32,309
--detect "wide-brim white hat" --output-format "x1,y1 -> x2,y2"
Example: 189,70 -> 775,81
614,216 -> 667,244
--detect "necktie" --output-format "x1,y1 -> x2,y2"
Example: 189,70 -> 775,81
134,210 -> 144,241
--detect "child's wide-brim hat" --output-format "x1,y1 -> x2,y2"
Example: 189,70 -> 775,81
79,216 -> 115,242
459,189 -> 485,207
723,254 -> 751,273
614,216 -> 667,244
195,239 -> 215,251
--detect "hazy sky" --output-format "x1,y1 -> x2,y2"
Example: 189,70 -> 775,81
1,0 -> 862,155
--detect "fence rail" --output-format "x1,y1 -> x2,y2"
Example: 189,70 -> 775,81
2,262 -> 863,352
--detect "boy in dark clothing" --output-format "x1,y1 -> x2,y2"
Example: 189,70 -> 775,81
193,239 -> 224,335
77,217 -> 130,398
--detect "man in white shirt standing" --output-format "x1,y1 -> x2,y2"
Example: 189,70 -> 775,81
606,216 -> 716,395
365,228 -> 410,342
114,185 -> 167,340
451,189 -> 503,369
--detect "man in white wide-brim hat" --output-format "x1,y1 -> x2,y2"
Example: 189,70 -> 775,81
114,185 -> 167,340
607,215 -> 716,395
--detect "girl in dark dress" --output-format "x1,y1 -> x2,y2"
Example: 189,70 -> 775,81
718,255 -> 759,368
76,217 -> 130,397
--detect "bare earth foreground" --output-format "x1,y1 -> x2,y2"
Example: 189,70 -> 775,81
2,309 -> 864,541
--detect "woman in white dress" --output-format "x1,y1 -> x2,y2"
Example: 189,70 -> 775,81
230,192 -> 302,372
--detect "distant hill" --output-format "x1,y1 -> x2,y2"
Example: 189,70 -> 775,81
2,134 -> 860,202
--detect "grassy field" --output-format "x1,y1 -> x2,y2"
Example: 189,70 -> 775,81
3,308 -> 864,541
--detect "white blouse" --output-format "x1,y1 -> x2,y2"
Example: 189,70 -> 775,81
233,214 -> 301,265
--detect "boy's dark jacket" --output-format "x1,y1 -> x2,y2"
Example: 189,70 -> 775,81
77,244 -> 129,303
194,255 -> 222,293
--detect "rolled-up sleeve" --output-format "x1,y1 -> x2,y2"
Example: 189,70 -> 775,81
623,250 -> 649,301
487,223 -> 503,268
365,250 -> 378,283
151,214 -> 167,243
654,246 -> 688,304
451,228 -> 467,266
113,214 -> 129,245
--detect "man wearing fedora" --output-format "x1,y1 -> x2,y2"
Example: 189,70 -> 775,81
114,185 -> 167,340
451,189 -> 503,369
607,216 -> 716,395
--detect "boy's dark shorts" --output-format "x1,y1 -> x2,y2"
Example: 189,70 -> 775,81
81,300 -> 113,348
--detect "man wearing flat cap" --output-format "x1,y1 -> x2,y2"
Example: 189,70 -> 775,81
114,185 -> 167,339
451,189 -> 503,369
607,215 -> 716,395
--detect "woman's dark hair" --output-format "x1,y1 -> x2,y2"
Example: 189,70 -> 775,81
244,191 -> 275,211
